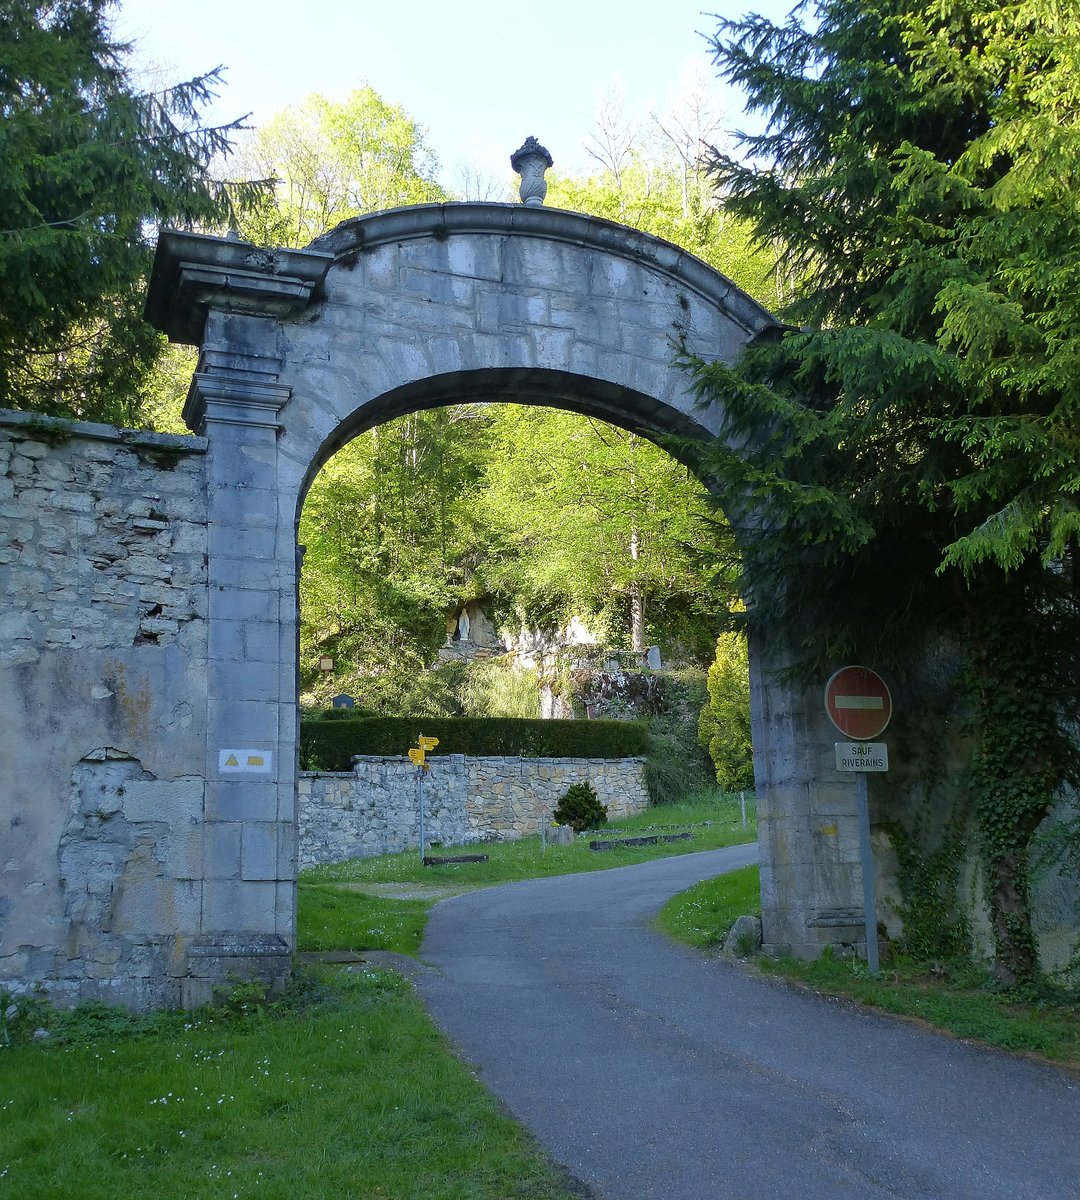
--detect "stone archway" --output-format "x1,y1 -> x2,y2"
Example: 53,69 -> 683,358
137,202 -> 867,996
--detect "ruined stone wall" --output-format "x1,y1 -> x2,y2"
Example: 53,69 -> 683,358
298,756 -> 649,868
0,411 -> 211,1008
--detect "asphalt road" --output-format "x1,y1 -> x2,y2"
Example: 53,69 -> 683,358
415,845 -> 1080,1200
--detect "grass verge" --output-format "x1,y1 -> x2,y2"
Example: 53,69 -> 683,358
297,886 -> 432,955
303,791 -> 756,894
653,864 -> 760,949
657,863 -> 1080,1071
0,968 -> 589,1200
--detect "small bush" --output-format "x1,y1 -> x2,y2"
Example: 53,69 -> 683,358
553,781 -> 608,832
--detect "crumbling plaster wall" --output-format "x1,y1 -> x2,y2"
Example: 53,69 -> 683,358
0,411 -> 211,1008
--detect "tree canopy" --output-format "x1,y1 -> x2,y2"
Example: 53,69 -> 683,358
0,0 -> 255,423
476,407 -> 732,659
235,88 -> 447,248
690,0 -> 1080,981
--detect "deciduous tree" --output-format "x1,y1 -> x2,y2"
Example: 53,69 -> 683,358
476,406 -> 733,660
235,88 -> 446,249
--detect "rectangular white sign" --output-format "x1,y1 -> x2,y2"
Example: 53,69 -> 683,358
218,749 -> 273,774
835,742 -> 889,772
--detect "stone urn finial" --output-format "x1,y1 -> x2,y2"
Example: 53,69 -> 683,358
511,136 -> 553,207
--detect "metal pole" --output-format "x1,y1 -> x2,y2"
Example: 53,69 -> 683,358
739,791 -> 747,829
856,771 -> 880,975
418,767 -> 426,862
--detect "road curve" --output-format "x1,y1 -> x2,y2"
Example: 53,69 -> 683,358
415,845 -> 1080,1200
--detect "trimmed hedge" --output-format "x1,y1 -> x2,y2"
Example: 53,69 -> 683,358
299,715 -> 649,772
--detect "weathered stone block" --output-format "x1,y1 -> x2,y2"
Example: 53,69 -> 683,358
123,779 -> 204,826
166,830 -> 204,880
201,880 -> 277,933
203,822 -> 242,878
205,780 -> 278,822
241,821 -> 281,881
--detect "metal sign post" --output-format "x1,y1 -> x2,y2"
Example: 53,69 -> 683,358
855,771 -> 879,975
417,765 -> 426,862
408,737 -> 440,863
825,667 -> 893,977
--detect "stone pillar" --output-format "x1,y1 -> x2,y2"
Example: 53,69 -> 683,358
749,633 -> 866,959
144,230 -> 331,1006
181,330 -> 297,1004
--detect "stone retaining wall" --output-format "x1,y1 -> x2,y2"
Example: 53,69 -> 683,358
298,755 -> 650,868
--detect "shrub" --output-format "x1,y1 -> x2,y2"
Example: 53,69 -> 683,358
299,715 -> 649,771
697,632 -> 755,792
553,781 -> 608,832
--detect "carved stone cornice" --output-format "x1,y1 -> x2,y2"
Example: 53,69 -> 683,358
183,349 -> 292,434
145,230 -> 334,346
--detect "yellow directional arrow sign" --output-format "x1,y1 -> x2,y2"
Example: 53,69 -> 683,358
418,735 -> 439,751
408,747 -> 426,768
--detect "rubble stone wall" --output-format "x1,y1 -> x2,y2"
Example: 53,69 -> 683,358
298,755 -> 649,868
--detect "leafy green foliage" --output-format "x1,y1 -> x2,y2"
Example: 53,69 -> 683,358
0,0 -> 258,422
883,816 -> 971,962
641,670 -> 715,805
299,408 -> 493,708
299,715 -> 650,771
692,0 -> 1080,982
697,632 -> 754,791
476,407 -> 733,659
300,404 -> 737,711
235,88 -> 446,249
450,657 -> 542,719
552,781 -> 608,833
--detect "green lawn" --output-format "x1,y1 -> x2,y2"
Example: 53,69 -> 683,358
302,791 -> 756,893
0,969 -> 586,1200
297,886 -> 433,956
297,792 -> 756,959
657,863 -> 1080,1070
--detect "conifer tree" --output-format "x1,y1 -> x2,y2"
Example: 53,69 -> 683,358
690,0 -> 1080,981
0,0 -> 257,422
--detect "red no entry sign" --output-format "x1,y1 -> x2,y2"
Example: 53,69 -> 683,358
824,666 -> 892,739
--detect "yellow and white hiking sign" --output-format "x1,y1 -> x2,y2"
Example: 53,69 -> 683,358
218,749 -> 273,774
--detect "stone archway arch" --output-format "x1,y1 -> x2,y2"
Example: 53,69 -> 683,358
293,365 -> 710,511
144,201 -> 868,998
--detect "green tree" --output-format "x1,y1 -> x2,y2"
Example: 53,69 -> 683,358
689,0 -> 1080,981
236,88 -> 446,248
698,631 -> 753,792
546,82 -> 784,310
476,406 -> 733,659
299,407 -> 493,710
0,0 -> 255,422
